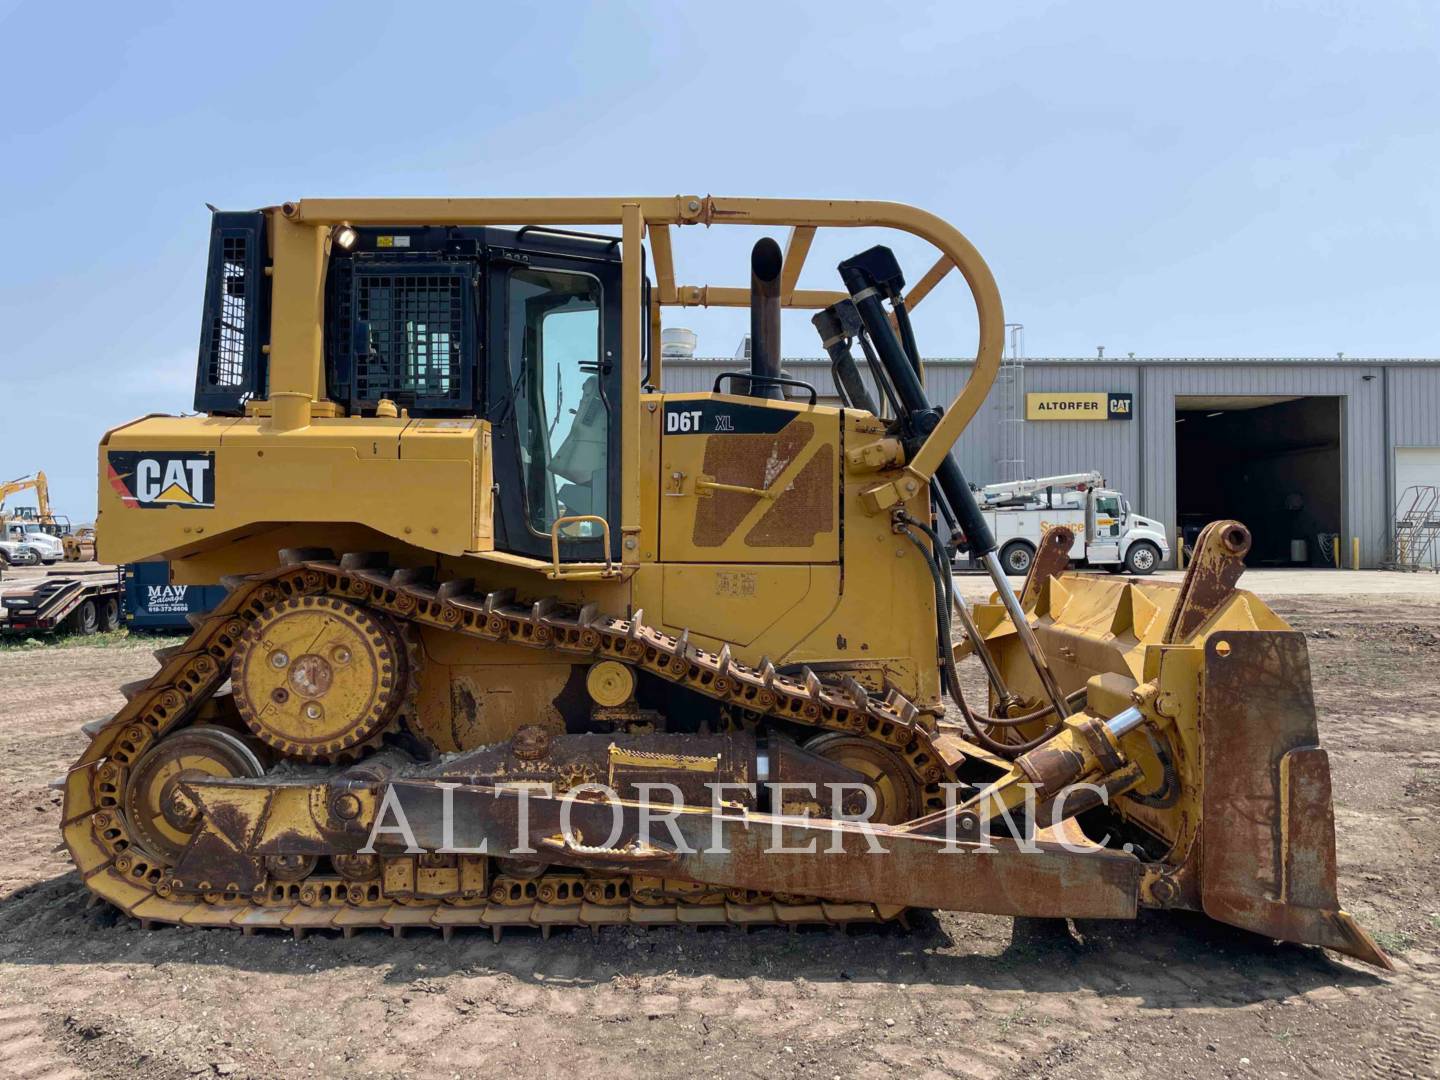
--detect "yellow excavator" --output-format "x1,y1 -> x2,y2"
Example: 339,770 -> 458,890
62,197 -> 1386,966
0,471 -> 94,561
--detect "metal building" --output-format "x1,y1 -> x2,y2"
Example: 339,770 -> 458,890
663,354 -> 1440,568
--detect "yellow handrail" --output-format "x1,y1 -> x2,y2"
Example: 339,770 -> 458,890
549,515 -> 617,579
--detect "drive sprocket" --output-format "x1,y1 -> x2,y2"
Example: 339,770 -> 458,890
231,594 -> 408,760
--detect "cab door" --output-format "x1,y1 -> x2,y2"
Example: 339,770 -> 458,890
660,393 -> 839,564
485,239 -> 623,563
1086,489 -> 1124,563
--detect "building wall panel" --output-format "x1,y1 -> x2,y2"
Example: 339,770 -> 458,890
666,358 -> 1429,566
1388,367 -> 1440,449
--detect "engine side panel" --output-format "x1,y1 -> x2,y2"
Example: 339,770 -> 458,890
97,416 -> 491,565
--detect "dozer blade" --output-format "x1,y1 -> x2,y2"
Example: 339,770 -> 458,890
960,519 -> 1389,968
1199,629 -> 1391,969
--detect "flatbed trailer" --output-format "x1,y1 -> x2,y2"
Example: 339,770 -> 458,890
0,566 -> 123,636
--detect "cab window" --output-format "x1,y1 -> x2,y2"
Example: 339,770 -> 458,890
507,268 -> 607,536
1096,495 -> 1121,519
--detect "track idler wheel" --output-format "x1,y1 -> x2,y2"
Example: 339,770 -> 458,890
232,595 -> 409,761
803,732 -> 923,824
122,725 -> 266,864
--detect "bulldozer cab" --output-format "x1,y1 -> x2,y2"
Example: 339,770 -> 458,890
196,217 -> 627,564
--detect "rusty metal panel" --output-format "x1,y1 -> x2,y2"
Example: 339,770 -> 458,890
1163,520 -> 1250,642
1019,524 -> 1073,608
379,781 -> 1141,920
1199,629 -> 1391,968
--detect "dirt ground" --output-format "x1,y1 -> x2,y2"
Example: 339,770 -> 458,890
1,582 -> 1438,1079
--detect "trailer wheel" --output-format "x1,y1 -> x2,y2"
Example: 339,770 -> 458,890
999,541 -> 1035,576
72,599 -> 100,636
100,597 -> 120,632
1124,541 -> 1161,576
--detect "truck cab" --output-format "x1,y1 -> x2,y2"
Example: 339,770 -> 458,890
1083,488 -> 1169,573
3,521 -> 63,564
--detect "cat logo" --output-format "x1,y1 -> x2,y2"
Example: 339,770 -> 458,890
106,451 -> 216,510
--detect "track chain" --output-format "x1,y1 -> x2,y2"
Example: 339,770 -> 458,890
62,550 -> 951,937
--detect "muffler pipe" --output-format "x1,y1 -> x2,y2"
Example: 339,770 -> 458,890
748,237 -> 784,400
838,246 -> 1069,721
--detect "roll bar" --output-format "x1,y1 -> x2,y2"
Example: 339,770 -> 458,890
267,196 -> 1005,562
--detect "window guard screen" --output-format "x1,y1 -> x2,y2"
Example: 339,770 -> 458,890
194,211 -> 267,414
349,263 -> 475,411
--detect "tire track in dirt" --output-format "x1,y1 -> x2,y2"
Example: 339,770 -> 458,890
1,606 -> 1438,1079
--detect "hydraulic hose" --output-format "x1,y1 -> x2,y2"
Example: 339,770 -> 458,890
893,299 -> 924,378
855,330 -> 901,418
898,524 -> 1081,757
898,512 -> 955,617
838,245 -> 1070,725
898,510 -> 1003,702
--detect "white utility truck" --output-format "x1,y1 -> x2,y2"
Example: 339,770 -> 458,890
3,519 -> 63,565
961,471 -> 1170,576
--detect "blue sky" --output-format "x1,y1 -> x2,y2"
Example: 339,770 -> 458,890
0,0 -> 1436,521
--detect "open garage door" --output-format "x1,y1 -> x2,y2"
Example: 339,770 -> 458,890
1175,396 -> 1341,566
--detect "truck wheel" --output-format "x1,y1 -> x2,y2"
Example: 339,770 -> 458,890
1124,541 -> 1161,576
73,599 -> 100,636
100,597 -> 120,632
999,541 -> 1035,576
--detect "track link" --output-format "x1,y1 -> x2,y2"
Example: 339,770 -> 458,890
61,550 -> 953,937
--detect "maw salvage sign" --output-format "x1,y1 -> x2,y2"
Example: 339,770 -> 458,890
107,451 -> 216,509
1026,392 -> 1133,421
145,584 -> 190,614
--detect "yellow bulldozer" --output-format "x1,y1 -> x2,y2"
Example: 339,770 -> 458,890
62,196 -> 1385,967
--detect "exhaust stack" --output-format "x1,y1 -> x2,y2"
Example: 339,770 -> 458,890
748,238 -> 784,399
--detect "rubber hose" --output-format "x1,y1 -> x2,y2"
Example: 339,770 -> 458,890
898,513 -> 1083,728
900,526 -> 1077,757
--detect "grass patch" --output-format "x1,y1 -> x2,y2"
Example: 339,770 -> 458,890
0,629 -> 187,651
1372,928 -> 1415,955
997,1003 -> 1027,1035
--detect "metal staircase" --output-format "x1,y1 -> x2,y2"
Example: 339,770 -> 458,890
1385,485 -> 1440,571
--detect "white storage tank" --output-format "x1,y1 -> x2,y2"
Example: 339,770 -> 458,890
661,327 -> 697,359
